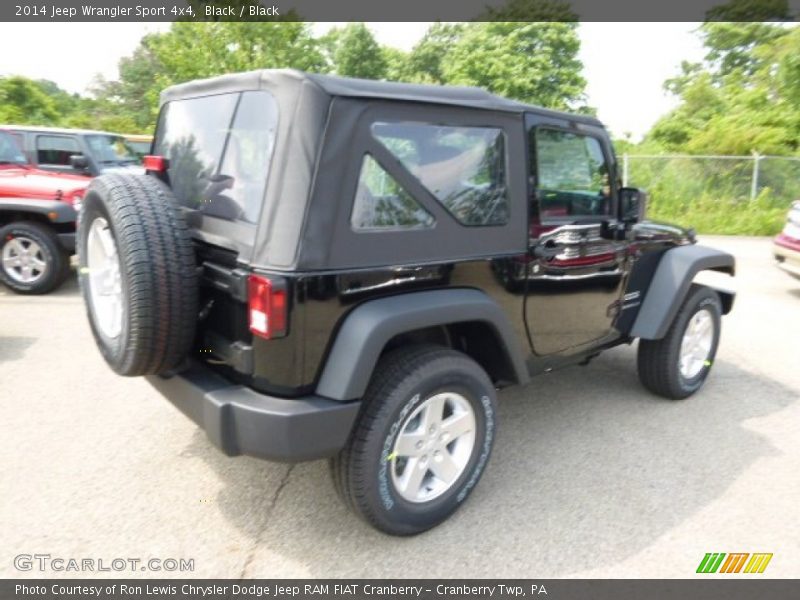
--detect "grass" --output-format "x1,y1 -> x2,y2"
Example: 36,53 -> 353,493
648,188 -> 789,236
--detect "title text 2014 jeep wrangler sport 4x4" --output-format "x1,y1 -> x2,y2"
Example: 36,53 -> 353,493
77,70 -> 735,535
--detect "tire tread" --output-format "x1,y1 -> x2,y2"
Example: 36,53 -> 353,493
637,284 -> 721,400
332,344 -> 494,535
79,174 -> 197,376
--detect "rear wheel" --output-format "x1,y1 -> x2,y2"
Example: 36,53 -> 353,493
332,345 -> 497,535
78,174 -> 197,376
637,284 -> 722,399
0,221 -> 70,294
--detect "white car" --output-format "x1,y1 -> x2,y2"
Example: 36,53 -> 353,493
774,200 -> 800,279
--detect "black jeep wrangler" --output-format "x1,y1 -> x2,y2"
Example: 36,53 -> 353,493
77,70 -> 735,535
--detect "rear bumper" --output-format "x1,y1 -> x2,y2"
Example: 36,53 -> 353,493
145,362 -> 361,463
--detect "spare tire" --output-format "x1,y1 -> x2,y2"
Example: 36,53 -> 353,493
77,174 -> 197,376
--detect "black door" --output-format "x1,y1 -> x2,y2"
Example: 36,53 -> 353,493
524,113 -> 632,356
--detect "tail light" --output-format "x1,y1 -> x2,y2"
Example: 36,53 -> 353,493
247,275 -> 287,339
143,155 -> 168,173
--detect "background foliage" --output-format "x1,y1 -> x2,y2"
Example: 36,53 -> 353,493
1,13 -> 798,235
0,21 -> 588,132
628,19 -> 800,234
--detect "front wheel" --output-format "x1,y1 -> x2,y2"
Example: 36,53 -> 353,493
0,221 -> 70,294
637,284 -> 722,400
331,345 -> 497,535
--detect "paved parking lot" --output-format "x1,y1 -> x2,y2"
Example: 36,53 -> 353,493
1,236 -> 798,578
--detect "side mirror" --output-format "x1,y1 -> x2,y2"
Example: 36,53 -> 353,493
619,187 -> 647,223
69,154 -> 89,171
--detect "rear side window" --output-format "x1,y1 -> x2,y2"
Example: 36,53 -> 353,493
351,155 -> 434,231
154,91 -> 278,224
36,135 -> 81,166
372,122 -> 509,226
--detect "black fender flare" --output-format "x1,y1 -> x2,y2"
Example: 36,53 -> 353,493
0,198 -> 76,223
315,288 -> 530,401
0,199 -> 77,251
631,244 -> 735,340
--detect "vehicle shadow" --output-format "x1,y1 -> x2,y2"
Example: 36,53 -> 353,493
190,346 -> 798,577
0,336 -> 35,362
50,268 -> 80,297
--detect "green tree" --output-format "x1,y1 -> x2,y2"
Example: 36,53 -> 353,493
32,79 -> 84,117
145,22 -> 324,81
405,23 -> 465,84
701,22 -> 790,79
649,21 -> 800,155
326,24 -> 387,79
93,22 -> 324,130
774,26 -> 800,106
382,46 -> 413,82
2,21 -> 593,135
441,22 -> 586,110
0,76 -> 60,124
705,0 -> 791,22
632,13 -> 800,235
88,36 -> 164,131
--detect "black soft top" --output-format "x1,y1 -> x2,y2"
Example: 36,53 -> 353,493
160,69 -> 601,125
158,70 -> 604,270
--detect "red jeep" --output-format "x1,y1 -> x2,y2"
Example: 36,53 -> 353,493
0,129 -> 87,294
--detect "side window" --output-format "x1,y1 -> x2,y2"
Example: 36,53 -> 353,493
85,135 -> 138,164
36,135 -> 81,166
351,155 -> 435,231
533,128 -> 611,221
372,122 -> 509,226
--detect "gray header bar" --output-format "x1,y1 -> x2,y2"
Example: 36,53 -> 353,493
1,0 -> 798,22
4,579 -> 800,600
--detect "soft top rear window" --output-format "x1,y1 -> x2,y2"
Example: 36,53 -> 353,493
154,90 -> 278,225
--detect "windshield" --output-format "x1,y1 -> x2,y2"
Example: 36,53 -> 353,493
85,134 -> 139,164
0,131 -> 28,165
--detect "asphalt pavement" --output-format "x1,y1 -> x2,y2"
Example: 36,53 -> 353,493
1,236 -> 798,578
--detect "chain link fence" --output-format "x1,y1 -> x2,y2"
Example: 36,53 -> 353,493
622,154 -> 800,204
